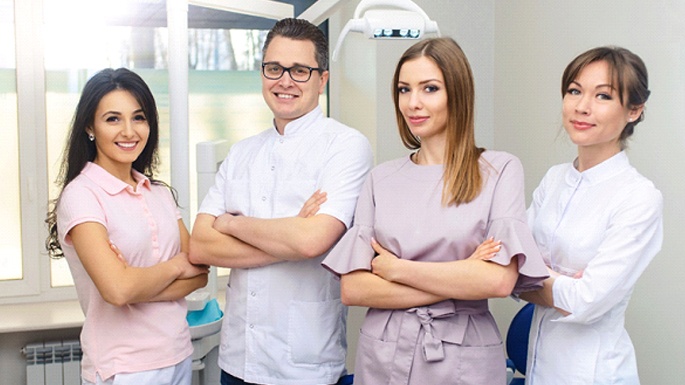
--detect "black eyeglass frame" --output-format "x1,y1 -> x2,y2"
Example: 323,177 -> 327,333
261,62 -> 325,83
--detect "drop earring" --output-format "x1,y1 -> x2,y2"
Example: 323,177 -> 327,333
88,133 -> 95,141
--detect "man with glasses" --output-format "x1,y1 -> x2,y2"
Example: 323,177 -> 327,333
190,18 -> 373,385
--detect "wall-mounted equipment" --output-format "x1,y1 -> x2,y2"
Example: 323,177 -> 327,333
332,0 -> 440,61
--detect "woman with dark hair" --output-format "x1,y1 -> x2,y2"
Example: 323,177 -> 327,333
322,37 -> 548,384
45,68 -> 208,385
522,46 -> 663,384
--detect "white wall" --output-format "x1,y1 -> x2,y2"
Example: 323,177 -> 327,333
333,0 -> 682,383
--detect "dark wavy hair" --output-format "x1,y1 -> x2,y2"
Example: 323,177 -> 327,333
45,68 -> 171,258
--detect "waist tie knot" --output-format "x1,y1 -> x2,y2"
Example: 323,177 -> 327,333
387,300 -> 488,385
410,307 -> 445,362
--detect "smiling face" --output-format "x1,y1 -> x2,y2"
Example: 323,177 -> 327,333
261,36 -> 329,134
562,60 -> 643,169
87,89 -> 150,179
397,56 -> 449,146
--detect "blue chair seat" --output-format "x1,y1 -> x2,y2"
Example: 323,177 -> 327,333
506,303 -> 535,384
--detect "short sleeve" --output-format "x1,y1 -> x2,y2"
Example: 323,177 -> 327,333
484,156 -> 549,294
322,172 -> 376,276
316,130 -> 374,228
56,183 -> 107,246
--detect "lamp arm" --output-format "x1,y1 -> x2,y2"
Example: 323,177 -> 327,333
332,18 -> 363,61
353,0 -> 430,19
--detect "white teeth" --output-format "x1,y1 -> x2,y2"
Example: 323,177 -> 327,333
277,93 -> 295,99
118,142 -> 136,148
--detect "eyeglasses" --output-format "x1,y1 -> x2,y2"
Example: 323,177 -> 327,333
261,62 -> 324,83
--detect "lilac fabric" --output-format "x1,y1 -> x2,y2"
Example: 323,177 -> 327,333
323,150 -> 548,385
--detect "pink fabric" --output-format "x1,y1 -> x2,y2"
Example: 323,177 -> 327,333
57,162 -> 192,382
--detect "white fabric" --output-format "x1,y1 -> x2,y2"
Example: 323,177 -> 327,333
199,106 -> 373,385
526,151 -> 663,384
83,357 -> 191,385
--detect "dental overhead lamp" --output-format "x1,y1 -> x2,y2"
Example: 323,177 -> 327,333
332,0 -> 440,61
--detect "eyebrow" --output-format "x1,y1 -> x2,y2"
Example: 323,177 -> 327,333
398,78 -> 443,85
100,109 -> 145,118
263,61 -> 317,68
571,80 -> 616,91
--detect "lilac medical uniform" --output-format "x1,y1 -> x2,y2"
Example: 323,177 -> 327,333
324,151 -> 548,385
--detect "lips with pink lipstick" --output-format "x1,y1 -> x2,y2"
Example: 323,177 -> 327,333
407,115 -> 429,125
570,120 -> 595,130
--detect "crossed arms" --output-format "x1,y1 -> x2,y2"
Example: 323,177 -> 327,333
69,219 -> 208,307
189,191 -> 346,268
340,238 -> 518,309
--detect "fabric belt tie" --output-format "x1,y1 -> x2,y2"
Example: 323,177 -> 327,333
385,300 -> 488,385
414,307 -> 445,362
388,302 -> 470,385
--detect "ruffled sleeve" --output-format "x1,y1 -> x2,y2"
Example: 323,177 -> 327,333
484,154 -> 549,294
323,173 -> 376,276
487,217 -> 549,294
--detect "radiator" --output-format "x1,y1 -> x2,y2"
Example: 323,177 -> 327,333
21,340 -> 81,385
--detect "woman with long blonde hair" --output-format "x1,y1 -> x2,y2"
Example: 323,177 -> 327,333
323,37 -> 547,384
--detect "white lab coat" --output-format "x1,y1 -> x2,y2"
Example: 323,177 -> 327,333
198,107 -> 373,385
526,152 -> 662,384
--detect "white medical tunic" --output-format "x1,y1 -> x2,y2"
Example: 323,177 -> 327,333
526,151 -> 662,385
199,106 -> 373,385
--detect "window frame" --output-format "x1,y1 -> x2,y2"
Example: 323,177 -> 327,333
0,0 -> 74,303
1,0 -> 329,304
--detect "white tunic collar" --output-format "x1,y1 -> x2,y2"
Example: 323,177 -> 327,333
272,106 -> 324,137
567,151 -> 630,186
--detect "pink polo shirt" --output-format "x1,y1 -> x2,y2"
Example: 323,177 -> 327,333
56,162 -> 193,382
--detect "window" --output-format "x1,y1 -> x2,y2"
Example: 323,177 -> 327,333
1,0 -> 327,302
0,0 -> 20,283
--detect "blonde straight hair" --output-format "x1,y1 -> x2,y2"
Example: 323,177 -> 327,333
392,37 -> 484,206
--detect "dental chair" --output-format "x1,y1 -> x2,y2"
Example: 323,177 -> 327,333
506,302 -> 535,385
187,140 -> 231,385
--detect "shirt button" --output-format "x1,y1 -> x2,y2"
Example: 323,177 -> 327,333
279,138 -> 284,143
249,324 -> 254,329
261,196 -> 266,201
270,166 -> 275,171
250,291 -> 256,297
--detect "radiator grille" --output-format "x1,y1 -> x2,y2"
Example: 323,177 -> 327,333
21,340 -> 81,385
